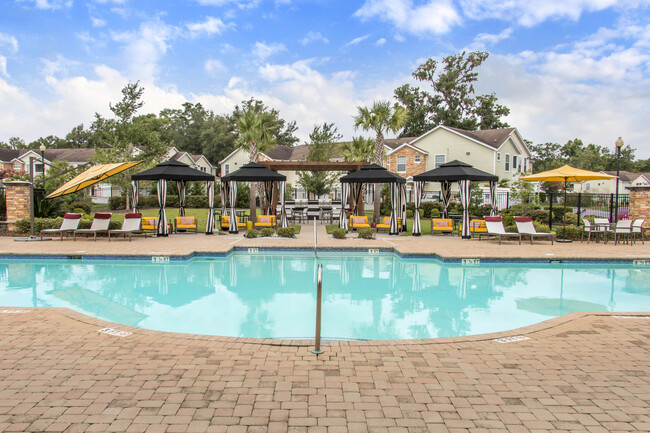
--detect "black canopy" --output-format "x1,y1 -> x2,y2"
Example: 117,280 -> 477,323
131,160 -> 214,181
413,160 -> 497,182
339,163 -> 406,183
221,162 -> 286,182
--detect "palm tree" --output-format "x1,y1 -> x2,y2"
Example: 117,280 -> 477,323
236,109 -> 277,221
353,101 -> 408,222
341,136 -> 374,162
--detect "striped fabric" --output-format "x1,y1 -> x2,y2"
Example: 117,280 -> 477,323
441,181 -> 452,219
220,181 -> 228,216
177,181 -> 186,217
339,182 -> 349,230
229,181 -> 238,234
157,179 -> 168,236
206,180 -> 214,234
264,181 -> 274,215
389,182 -> 399,235
400,183 -> 407,232
489,181 -> 498,216
412,180 -> 424,236
279,180 -> 288,228
350,183 -> 363,215
131,180 -> 139,213
458,180 -> 471,239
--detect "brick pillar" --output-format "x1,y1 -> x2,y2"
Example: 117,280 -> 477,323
628,186 -> 650,227
4,181 -> 31,231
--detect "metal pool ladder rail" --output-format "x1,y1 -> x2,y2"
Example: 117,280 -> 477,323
312,263 -> 323,355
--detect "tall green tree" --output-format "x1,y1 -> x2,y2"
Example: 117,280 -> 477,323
297,123 -> 341,198
341,136 -> 374,162
353,101 -> 408,222
394,51 -> 510,136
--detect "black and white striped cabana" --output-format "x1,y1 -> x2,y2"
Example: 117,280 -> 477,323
413,160 -> 498,239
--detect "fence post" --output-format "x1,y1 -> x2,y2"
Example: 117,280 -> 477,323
609,193 -> 614,222
576,193 -> 582,226
548,192 -> 553,229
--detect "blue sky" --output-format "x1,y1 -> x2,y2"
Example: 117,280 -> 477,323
1,0 -> 649,157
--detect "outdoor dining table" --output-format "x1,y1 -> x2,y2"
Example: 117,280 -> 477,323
593,220 -> 612,243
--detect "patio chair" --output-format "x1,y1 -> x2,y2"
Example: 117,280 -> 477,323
593,217 -> 610,241
479,216 -> 522,245
459,219 -> 488,237
108,213 -> 143,242
376,216 -> 401,232
607,220 -> 632,245
40,213 -> 82,240
431,218 -> 453,235
580,219 -> 597,243
254,215 -> 276,229
174,216 -> 198,234
514,216 -> 555,245
350,215 -> 370,230
74,213 -> 112,241
221,215 -> 246,231
632,219 -> 646,245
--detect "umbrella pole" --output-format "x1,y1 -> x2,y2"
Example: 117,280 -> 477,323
557,177 -> 572,243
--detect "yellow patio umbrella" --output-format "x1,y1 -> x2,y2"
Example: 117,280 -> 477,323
45,161 -> 143,199
520,165 -> 617,239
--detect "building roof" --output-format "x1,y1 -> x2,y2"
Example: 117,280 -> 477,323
383,137 -> 416,150
446,127 -> 516,149
602,171 -> 647,182
0,149 -> 20,161
44,148 -> 95,163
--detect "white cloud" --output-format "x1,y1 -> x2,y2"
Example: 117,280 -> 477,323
468,27 -> 513,50
300,31 -> 329,46
0,33 -> 19,53
90,16 -> 106,27
252,41 -> 286,61
344,34 -> 370,47
375,38 -> 386,46
0,56 -> 8,78
186,16 -> 230,37
194,0 -> 261,8
18,0 -> 72,10
460,0 -> 650,27
205,59 -> 226,74
355,0 -> 462,35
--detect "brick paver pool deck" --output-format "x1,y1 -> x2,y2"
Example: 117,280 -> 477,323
1,228 -> 649,432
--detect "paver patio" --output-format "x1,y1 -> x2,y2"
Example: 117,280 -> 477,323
1,226 -> 649,432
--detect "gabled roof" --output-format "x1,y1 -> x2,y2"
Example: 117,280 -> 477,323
602,171 -> 643,183
383,137 -> 416,150
44,148 -> 95,163
446,127 -> 517,150
386,142 -> 429,156
0,149 -> 20,161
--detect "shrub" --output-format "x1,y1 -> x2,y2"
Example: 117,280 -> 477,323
420,202 -> 435,218
245,229 -> 259,238
109,196 -> 126,210
358,228 -> 374,239
14,217 -> 63,234
332,228 -> 347,239
380,199 -> 392,216
430,208 -> 440,218
534,222 -> 551,233
260,228 -> 275,237
406,210 -> 414,218
406,202 -> 415,213
68,201 -> 92,215
554,224 -> 582,240
472,204 -> 492,219
277,227 -> 295,238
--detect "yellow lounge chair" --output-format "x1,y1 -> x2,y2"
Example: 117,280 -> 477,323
174,216 -> 198,234
221,215 -> 246,231
376,216 -> 402,231
350,215 -> 370,230
254,215 -> 276,228
432,218 -> 453,235
459,219 -> 488,237
141,217 -> 171,236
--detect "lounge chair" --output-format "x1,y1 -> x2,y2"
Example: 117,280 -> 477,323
580,219 -> 598,243
254,215 -> 276,229
349,215 -> 370,230
174,216 -> 198,234
459,219 -> 488,237
74,213 -> 112,241
479,216 -> 521,244
108,213 -> 143,242
141,217 -> 159,236
632,219 -> 646,245
607,220 -> 632,245
40,213 -> 82,240
431,218 -> 453,235
221,215 -> 246,231
514,216 -> 554,245
376,216 -> 401,232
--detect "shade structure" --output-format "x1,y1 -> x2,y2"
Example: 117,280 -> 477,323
46,161 -> 143,199
412,180 -> 424,236
131,159 -> 214,182
521,165 -> 617,234
414,160 -> 498,240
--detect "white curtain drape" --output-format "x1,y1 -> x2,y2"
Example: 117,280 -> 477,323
400,184 -> 407,232
389,182 -> 399,235
350,183 -> 363,215
229,181 -> 238,234
489,181 -> 498,216
177,181 -> 186,217
279,180 -> 288,228
206,180 -> 214,234
220,180 -> 228,217
458,180 -> 471,239
264,181 -> 274,215
157,179 -> 168,236
339,182 -> 349,230
441,181 -> 452,219
131,180 -> 138,213
412,180 -> 424,236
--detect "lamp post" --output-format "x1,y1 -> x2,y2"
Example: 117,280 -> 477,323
29,144 -> 47,238
614,137 -> 623,222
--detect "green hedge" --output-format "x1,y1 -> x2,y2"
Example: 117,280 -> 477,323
14,217 -> 121,235
332,228 -> 347,239
109,194 -> 222,210
277,227 -> 295,238
358,228 -> 374,239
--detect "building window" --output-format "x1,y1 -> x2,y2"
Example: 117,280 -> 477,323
505,154 -> 510,171
512,156 -> 518,172
35,163 -> 44,173
224,164 -> 230,175
497,152 -> 501,161
586,183 -> 591,191
414,155 -> 421,164
434,154 -> 445,169
523,158 -> 527,172
397,156 -> 406,173
13,163 -> 21,170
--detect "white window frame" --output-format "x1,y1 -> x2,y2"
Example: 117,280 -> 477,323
523,158 -> 527,172
397,156 -> 407,173
414,155 -> 421,164
512,155 -> 518,172
13,162 -> 21,170
224,163 -> 230,175
505,154 -> 510,172
434,154 -> 446,169
497,152 -> 501,161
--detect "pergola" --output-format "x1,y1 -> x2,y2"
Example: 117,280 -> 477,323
339,164 -> 406,234
220,162 -> 287,234
413,160 -> 498,239
131,160 -> 215,236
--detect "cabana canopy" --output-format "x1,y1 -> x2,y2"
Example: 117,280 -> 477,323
339,163 -> 406,184
220,162 -> 287,234
131,160 -> 216,236
413,160 -> 499,239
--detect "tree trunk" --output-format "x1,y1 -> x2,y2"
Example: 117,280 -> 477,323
373,133 -> 384,223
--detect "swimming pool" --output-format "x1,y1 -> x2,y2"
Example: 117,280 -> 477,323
1,251 -> 648,340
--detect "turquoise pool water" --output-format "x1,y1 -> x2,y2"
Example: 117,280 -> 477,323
1,252 -> 649,340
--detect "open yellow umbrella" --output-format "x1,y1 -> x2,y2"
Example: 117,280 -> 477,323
520,165 -> 617,240
46,161 -> 142,199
